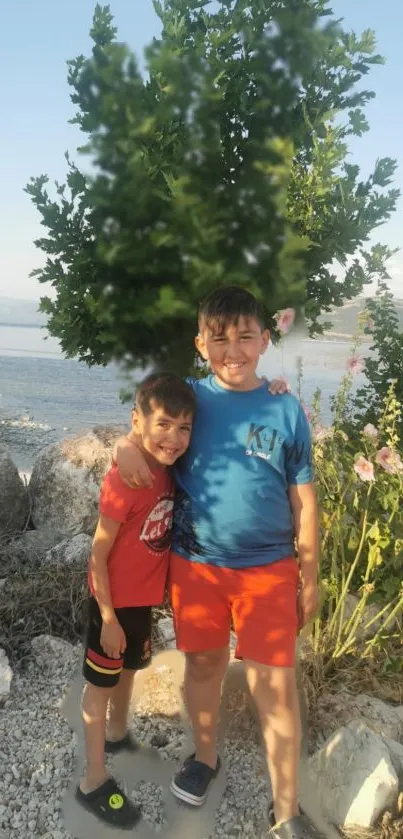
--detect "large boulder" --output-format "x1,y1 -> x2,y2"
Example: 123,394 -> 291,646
315,690 -> 403,744
0,446 -> 29,535
308,721 -> 399,827
384,738 -> 403,785
29,426 -> 125,539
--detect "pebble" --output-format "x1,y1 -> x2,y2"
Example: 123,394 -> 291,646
0,637 -> 270,838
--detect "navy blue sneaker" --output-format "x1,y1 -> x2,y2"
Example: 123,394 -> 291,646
170,754 -> 221,806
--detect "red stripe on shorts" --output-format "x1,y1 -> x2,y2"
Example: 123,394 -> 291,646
87,648 -> 124,669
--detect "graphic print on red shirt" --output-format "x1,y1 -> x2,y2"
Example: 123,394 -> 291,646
89,465 -> 175,608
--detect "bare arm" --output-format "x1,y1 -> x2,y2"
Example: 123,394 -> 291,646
289,482 -> 319,627
289,482 -> 319,583
89,514 -> 129,658
112,433 -> 154,488
90,514 -> 122,624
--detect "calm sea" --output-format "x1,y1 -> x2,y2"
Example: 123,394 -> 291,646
0,325 -> 366,472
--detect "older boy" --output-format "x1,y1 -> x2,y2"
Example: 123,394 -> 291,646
117,288 -> 319,839
76,372 -> 195,829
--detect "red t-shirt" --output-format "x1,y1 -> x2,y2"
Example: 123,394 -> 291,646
89,465 -> 175,608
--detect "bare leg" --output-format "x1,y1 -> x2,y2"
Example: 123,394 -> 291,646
107,668 -> 136,741
244,661 -> 301,824
80,682 -> 110,793
184,647 -> 230,769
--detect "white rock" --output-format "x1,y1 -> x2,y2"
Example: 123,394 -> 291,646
29,425 -> 124,539
158,616 -> 176,648
396,706 -> 403,723
0,648 -> 13,701
308,721 -> 398,827
316,690 -> 403,743
0,446 -> 29,534
31,634 -> 75,662
384,737 -> 403,784
43,533 -> 92,568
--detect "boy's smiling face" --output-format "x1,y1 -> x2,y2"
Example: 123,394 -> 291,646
132,401 -> 193,466
196,315 -> 270,391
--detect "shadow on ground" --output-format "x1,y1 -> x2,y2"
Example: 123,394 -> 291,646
60,649 -> 340,839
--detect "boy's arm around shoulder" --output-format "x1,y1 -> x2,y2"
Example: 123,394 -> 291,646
112,433 -> 154,488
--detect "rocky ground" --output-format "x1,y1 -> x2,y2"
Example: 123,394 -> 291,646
0,636 -> 276,839
1,431 -> 403,838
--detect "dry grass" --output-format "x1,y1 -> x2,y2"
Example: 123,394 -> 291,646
0,534 -> 174,665
0,536 -> 88,664
340,796 -> 403,839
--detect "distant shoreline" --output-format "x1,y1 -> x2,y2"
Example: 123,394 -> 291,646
0,322 -> 44,329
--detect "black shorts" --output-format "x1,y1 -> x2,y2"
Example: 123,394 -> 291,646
83,597 -> 152,688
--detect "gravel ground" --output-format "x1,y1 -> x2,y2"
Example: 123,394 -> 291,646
0,636 -> 271,839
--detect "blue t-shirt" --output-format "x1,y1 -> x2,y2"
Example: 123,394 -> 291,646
172,375 -> 313,569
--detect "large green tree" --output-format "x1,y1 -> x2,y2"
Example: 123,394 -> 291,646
26,1 -> 399,373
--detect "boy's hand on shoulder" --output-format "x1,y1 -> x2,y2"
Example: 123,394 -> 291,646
297,579 -> 320,630
265,377 -> 291,395
101,620 -> 127,659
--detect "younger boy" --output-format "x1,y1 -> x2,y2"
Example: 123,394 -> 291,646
76,372 -> 195,829
116,288 -> 319,839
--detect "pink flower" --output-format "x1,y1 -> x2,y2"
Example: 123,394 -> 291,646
275,308 -> 296,335
354,456 -> 375,482
314,424 -> 332,443
363,423 -> 378,440
301,401 -> 312,422
376,447 -> 403,475
346,355 -> 364,375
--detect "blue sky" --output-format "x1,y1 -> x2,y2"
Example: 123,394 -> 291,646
0,0 -> 402,301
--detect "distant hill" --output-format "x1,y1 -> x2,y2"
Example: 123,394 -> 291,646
319,297 -> 403,339
1,295 -> 402,335
0,297 -> 45,327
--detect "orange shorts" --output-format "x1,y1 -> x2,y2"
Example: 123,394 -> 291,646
169,553 -> 299,668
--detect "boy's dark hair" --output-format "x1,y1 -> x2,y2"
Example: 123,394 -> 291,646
198,286 -> 267,332
135,373 -> 196,419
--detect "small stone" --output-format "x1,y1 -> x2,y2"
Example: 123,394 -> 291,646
11,765 -> 20,780
0,649 -> 13,701
31,635 -> 74,662
43,533 -> 92,569
150,733 -> 169,748
158,617 -> 176,645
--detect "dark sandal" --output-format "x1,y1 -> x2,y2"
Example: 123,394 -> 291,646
105,731 -> 140,754
75,777 -> 141,829
268,807 -> 325,839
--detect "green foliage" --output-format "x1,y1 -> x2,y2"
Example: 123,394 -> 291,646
306,379 -> 403,669
26,1 -> 399,372
354,280 -> 403,433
